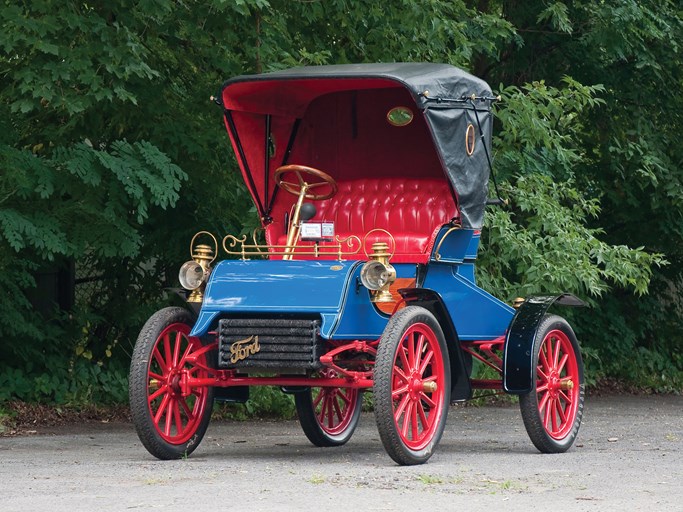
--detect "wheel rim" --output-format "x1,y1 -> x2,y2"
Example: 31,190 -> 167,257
312,369 -> 359,436
390,322 -> 446,451
535,329 -> 580,440
146,323 -> 210,444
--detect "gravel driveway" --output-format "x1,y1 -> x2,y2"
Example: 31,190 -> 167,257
1,394 -> 680,511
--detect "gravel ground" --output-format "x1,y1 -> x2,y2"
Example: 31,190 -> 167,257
0,394 -> 680,512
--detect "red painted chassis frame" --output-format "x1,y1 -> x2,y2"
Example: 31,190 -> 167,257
177,333 -> 507,397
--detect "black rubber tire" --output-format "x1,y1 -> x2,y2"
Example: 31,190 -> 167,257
295,384 -> 363,447
519,314 -> 585,453
129,307 -> 214,460
374,306 -> 451,465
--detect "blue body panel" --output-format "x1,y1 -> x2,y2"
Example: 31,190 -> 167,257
190,260 -> 361,337
331,264 -> 417,339
422,264 -> 514,341
191,228 -> 514,342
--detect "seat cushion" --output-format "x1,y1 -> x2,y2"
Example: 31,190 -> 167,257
268,178 -> 458,263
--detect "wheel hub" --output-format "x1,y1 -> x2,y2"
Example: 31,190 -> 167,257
168,372 -> 182,395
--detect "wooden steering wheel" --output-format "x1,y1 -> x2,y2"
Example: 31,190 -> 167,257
273,165 -> 338,201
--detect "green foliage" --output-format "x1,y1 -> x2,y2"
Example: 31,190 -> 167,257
0,0 -> 681,407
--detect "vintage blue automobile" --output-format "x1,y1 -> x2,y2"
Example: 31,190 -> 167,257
129,63 -> 585,465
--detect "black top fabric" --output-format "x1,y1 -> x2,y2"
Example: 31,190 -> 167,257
221,63 -> 495,229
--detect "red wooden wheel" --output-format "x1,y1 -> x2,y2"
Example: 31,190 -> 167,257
295,369 -> 362,446
374,306 -> 451,465
129,307 -> 214,459
520,315 -> 584,453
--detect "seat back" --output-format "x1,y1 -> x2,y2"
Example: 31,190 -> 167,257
268,178 -> 458,263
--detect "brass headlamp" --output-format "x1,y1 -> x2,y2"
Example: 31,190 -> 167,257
360,240 -> 396,303
179,232 -> 217,303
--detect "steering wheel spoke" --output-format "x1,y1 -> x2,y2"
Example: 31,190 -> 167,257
274,165 -> 338,200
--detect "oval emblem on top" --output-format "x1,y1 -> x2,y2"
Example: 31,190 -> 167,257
386,106 -> 414,127
330,265 -> 343,271
465,123 -> 476,156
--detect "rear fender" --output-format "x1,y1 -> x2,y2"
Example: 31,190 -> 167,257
503,294 -> 585,394
399,288 -> 472,401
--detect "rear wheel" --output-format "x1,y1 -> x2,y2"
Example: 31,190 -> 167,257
295,369 -> 362,447
129,307 -> 214,460
519,314 -> 584,453
374,306 -> 451,465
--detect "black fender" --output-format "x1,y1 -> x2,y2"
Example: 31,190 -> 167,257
399,288 -> 472,401
503,294 -> 585,394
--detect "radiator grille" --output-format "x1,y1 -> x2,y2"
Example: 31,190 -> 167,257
218,317 -> 322,371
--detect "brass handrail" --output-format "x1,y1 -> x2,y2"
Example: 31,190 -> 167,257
222,234 -> 362,261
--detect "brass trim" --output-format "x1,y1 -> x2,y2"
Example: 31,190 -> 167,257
229,335 -> 261,364
362,228 -> 396,260
465,123 -> 476,156
222,234 -> 362,261
190,231 -> 218,264
363,230 -> 397,303
512,297 -> 525,309
433,226 -> 461,261
560,379 -> 574,390
186,231 -> 217,303
422,381 -> 438,393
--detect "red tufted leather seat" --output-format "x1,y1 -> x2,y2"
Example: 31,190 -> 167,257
272,178 -> 458,263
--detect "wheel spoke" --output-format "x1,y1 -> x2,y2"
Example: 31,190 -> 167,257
163,333 -> 172,371
315,392 -> 329,423
332,396 -> 344,424
559,389 -> 572,403
152,347 -> 167,374
410,402 -> 419,440
418,348 -> 434,376
401,401 -> 414,438
557,353 -> 569,375
179,397 -> 193,418
407,332 -> 416,370
172,332 -> 182,366
392,384 -> 410,398
543,396 -> 553,432
555,399 -> 567,424
394,393 -> 410,420
415,333 -> 425,369
419,391 -> 436,409
539,343 -> 550,373
337,389 -> 351,407
173,401 -> 184,434
326,395 -> 335,428
164,398 -> 174,435
312,389 -> 325,410
153,394 -> 170,424
537,364 -> 549,382
393,365 -> 409,384
549,398 -> 559,433
148,385 -> 167,403
538,389 -> 550,413
148,371 -> 164,381
399,344 -> 410,373
176,341 -> 193,369
417,401 -> 430,430
552,337 -> 561,369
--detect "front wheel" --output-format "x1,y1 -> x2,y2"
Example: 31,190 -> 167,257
374,306 -> 451,465
519,314 -> 585,453
295,369 -> 362,447
129,307 -> 214,460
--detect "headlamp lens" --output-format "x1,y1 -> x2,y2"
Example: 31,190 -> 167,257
360,261 -> 390,290
179,261 -> 205,290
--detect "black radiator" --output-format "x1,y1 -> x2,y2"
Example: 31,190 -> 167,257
218,317 -> 323,371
